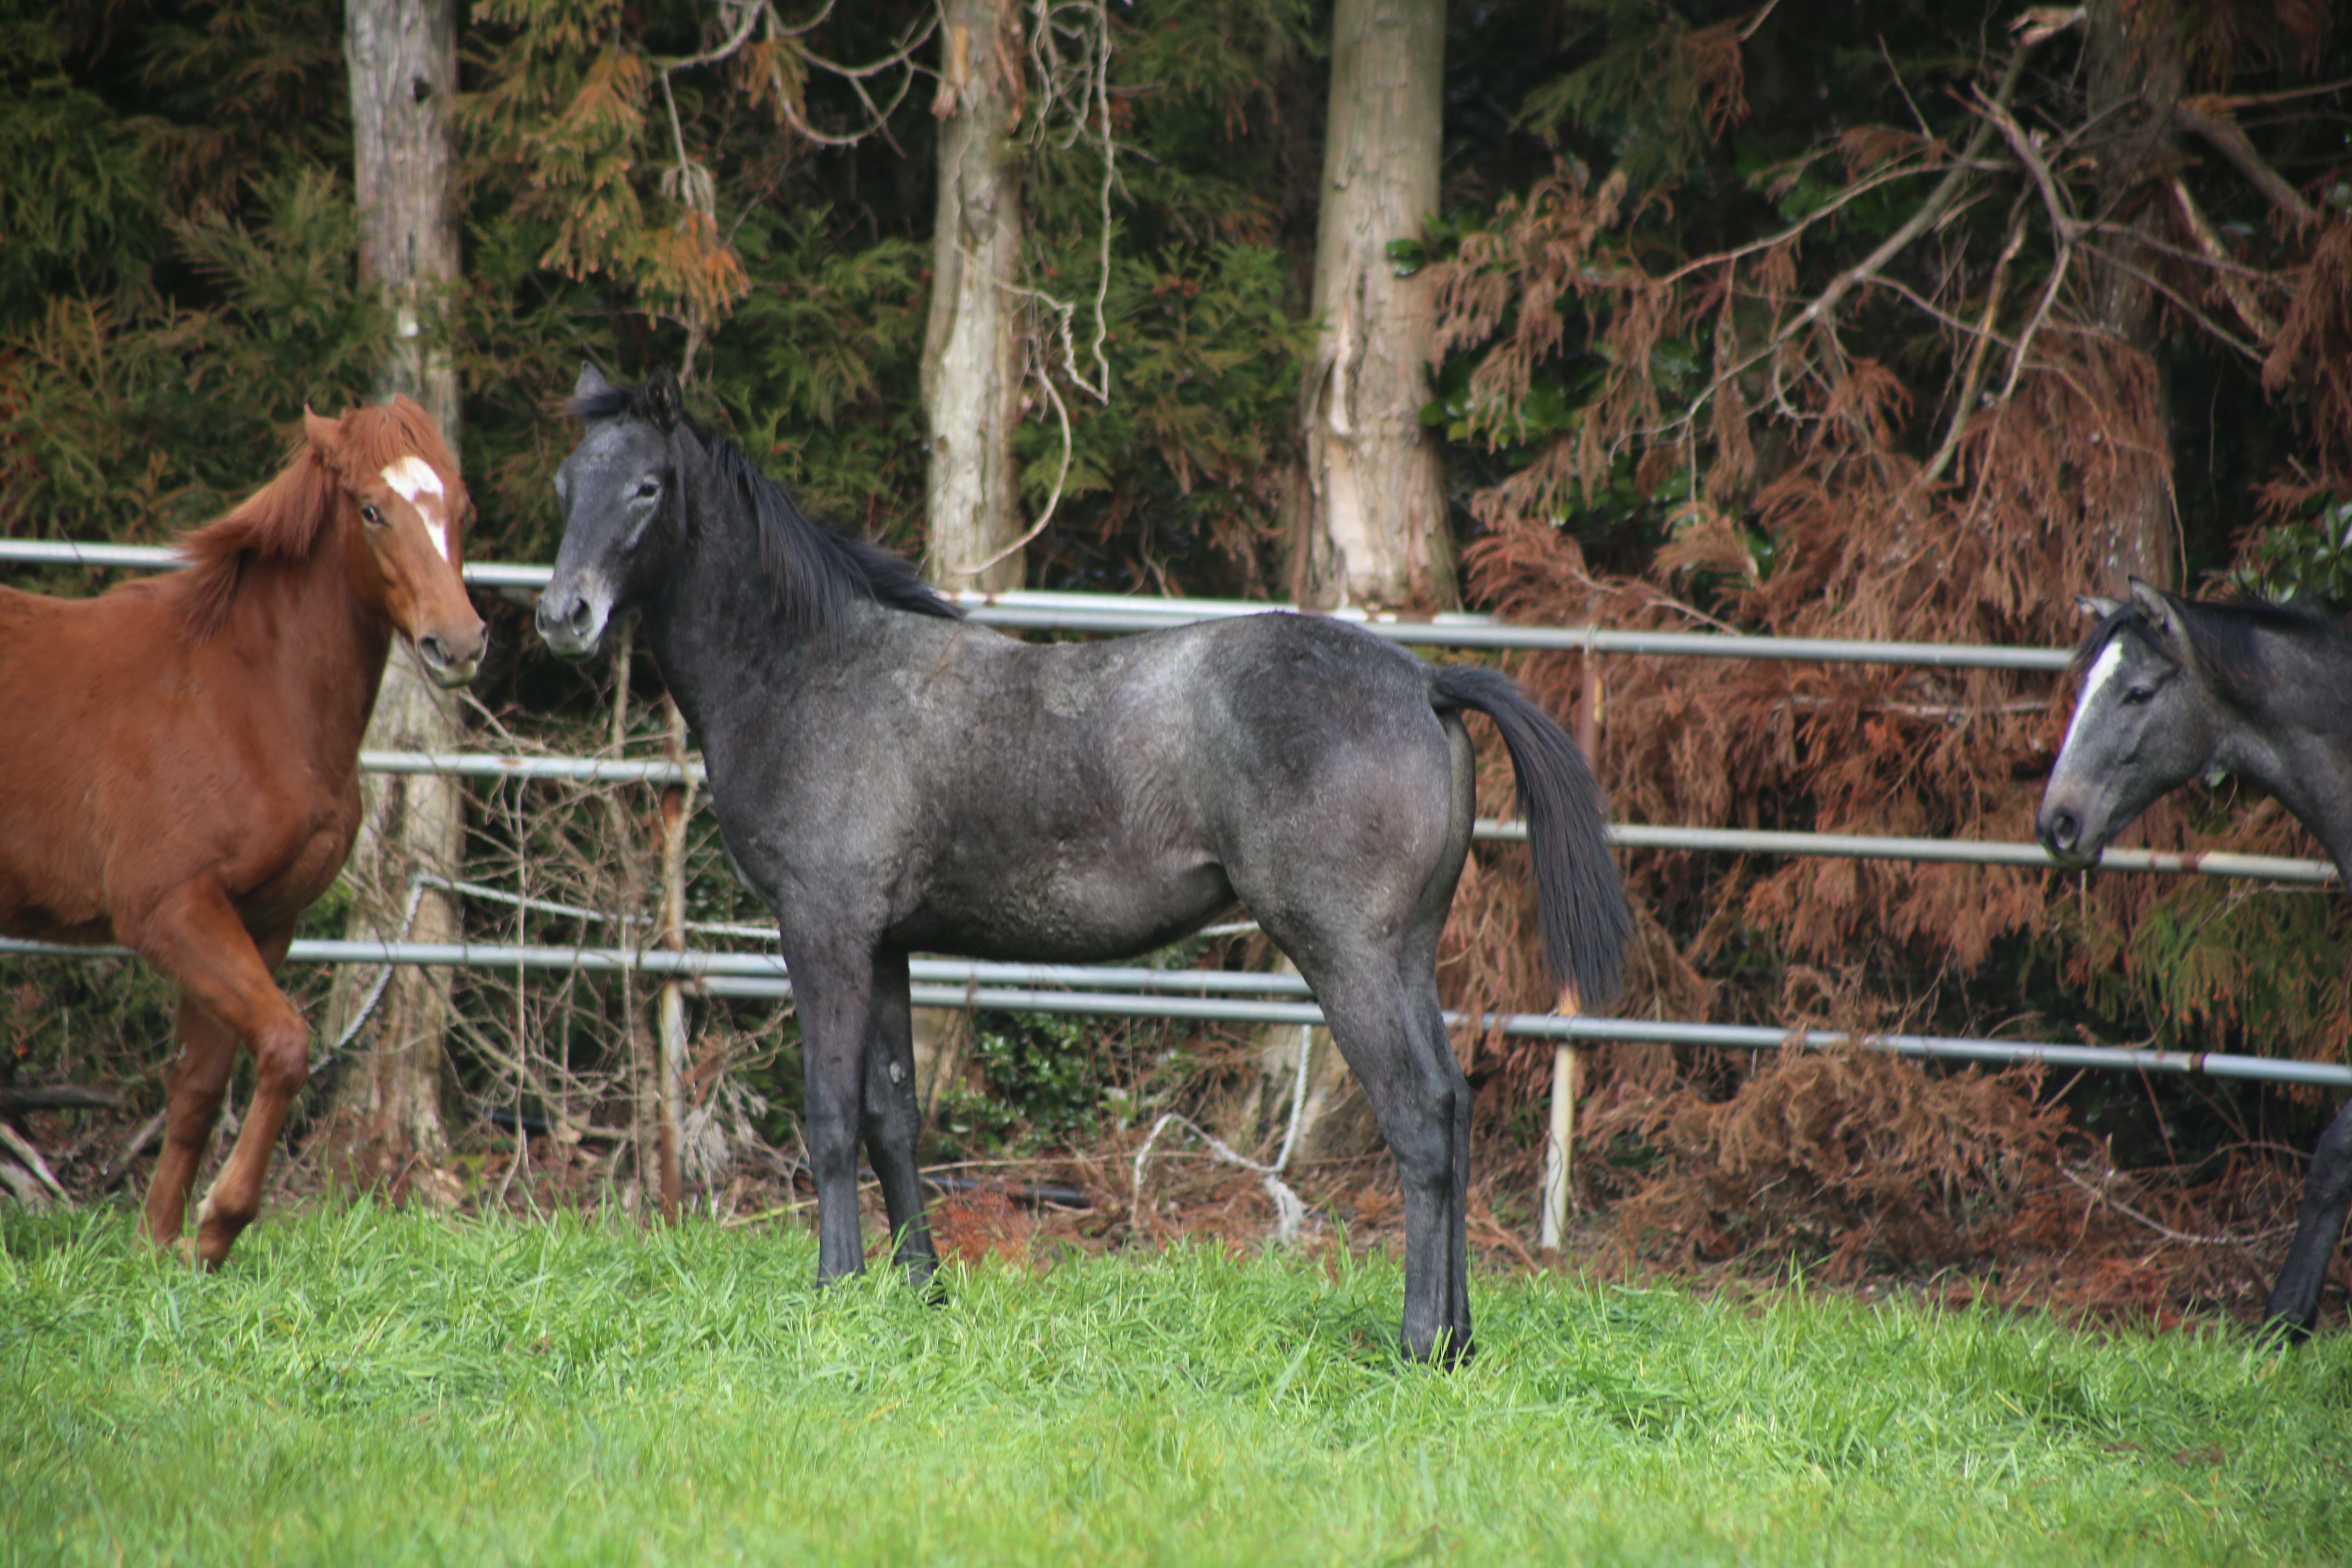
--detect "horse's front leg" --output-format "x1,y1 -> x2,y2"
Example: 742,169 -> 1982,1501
2267,1099 -> 2352,1339
145,995 -> 239,1252
127,889 -> 305,1267
862,949 -> 937,1283
794,945 -> 877,1283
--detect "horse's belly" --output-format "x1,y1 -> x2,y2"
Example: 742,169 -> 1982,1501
892,858 -> 1236,963
0,824 -> 109,944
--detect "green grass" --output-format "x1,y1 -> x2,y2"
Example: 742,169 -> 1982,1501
3,1205 -> 2348,1565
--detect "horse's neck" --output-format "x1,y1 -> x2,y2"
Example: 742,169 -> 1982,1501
213,525 -> 393,763
640,532 -> 811,746
2223,631 -> 2352,877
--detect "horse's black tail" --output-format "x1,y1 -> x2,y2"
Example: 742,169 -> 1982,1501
1430,664 -> 1629,1011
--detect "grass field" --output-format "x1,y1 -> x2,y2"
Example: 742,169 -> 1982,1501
3,1203 -> 2348,1566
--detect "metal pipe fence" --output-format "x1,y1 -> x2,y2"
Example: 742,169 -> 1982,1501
5,539 -> 2339,1094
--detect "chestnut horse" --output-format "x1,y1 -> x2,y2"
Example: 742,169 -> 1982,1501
0,397 -> 485,1266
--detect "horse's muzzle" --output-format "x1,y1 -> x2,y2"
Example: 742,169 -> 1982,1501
416,629 -> 484,688
414,616 -> 487,688
535,581 -> 606,661
2035,803 -> 2096,868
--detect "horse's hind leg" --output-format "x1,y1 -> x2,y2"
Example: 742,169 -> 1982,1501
862,950 -> 938,1283
1303,953 -> 1472,1364
129,888 -> 306,1267
2267,1100 -> 2352,1339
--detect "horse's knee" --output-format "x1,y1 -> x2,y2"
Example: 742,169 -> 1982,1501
250,1015 -> 311,1097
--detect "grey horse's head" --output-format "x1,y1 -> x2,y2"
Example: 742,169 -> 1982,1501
536,362 -> 687,661
2036,579 -> 2225,867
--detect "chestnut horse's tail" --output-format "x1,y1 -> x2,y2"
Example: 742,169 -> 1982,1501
1430,664 -> 1628,1011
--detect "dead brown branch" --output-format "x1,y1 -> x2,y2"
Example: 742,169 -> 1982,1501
2172,100 -> 2320,229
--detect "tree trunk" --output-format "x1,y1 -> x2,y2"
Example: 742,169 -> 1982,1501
1296,0 -> 1452,613
1272,0 -> 1452,1167
911,0 -> 1030,1100
318,0 -> 466,1198
922,0 -> 1027,595
2080,0 -> 2180,590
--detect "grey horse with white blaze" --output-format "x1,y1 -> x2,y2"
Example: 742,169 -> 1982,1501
2038,577 -> 2352,1338
533,365 -> 1630,1363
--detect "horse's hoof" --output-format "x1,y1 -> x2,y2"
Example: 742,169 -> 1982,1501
2255,1314 -> 2314,1350
1402,1328 -> 1475,1369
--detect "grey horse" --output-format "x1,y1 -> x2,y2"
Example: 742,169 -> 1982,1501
2039,577 -> 2352,1338
535,365 -> 1629,1362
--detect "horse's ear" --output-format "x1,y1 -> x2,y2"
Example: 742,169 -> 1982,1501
2127,578 -> 2194,663
574,362 -> 613,401
646,366 -> 683,432
2076,594 -> 2123,623
302,407 -> 342,454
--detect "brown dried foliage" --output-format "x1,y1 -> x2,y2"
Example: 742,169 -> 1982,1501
1419,20 -> 2352,1309
1578,1047 -> 2071,1281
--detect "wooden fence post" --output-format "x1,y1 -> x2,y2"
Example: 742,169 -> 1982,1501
655,696 -> 693,1223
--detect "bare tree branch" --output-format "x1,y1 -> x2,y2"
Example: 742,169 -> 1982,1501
2168,178 -> 2279,341
2078,236 -> 2263,362
1922,205 -> 2029,484
2173,100 -> 2320,228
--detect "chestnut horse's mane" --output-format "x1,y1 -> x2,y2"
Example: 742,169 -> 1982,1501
174,398 -> 456,637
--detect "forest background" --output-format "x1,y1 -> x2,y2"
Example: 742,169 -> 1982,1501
5,0 -> 2352,1323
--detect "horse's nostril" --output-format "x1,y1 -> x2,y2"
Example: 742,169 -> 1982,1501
419,635 -> 448,668
567,600 -> 594,636
2045,811 -> 2078,851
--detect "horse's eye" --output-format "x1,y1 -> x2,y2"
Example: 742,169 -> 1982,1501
361,504 -> 384,527
2123,685 -> 2156,704
635,477 -> 662,501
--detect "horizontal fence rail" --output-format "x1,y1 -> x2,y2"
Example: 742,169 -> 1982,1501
359,751 -> 2340,886
0,541 -> 2075,668
7,935 -> 2345,1090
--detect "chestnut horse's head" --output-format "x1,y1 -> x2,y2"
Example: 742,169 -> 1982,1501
303,399 -> 487,687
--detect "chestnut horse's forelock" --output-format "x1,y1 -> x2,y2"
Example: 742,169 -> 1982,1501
175,399 -> 461,639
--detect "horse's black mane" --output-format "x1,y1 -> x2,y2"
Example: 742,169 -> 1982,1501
2078,590 -> 2345,702
568,382 -> 962,633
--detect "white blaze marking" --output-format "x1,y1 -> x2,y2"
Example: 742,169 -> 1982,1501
2059,639 -> 2127,758
380,457 -> 451,562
